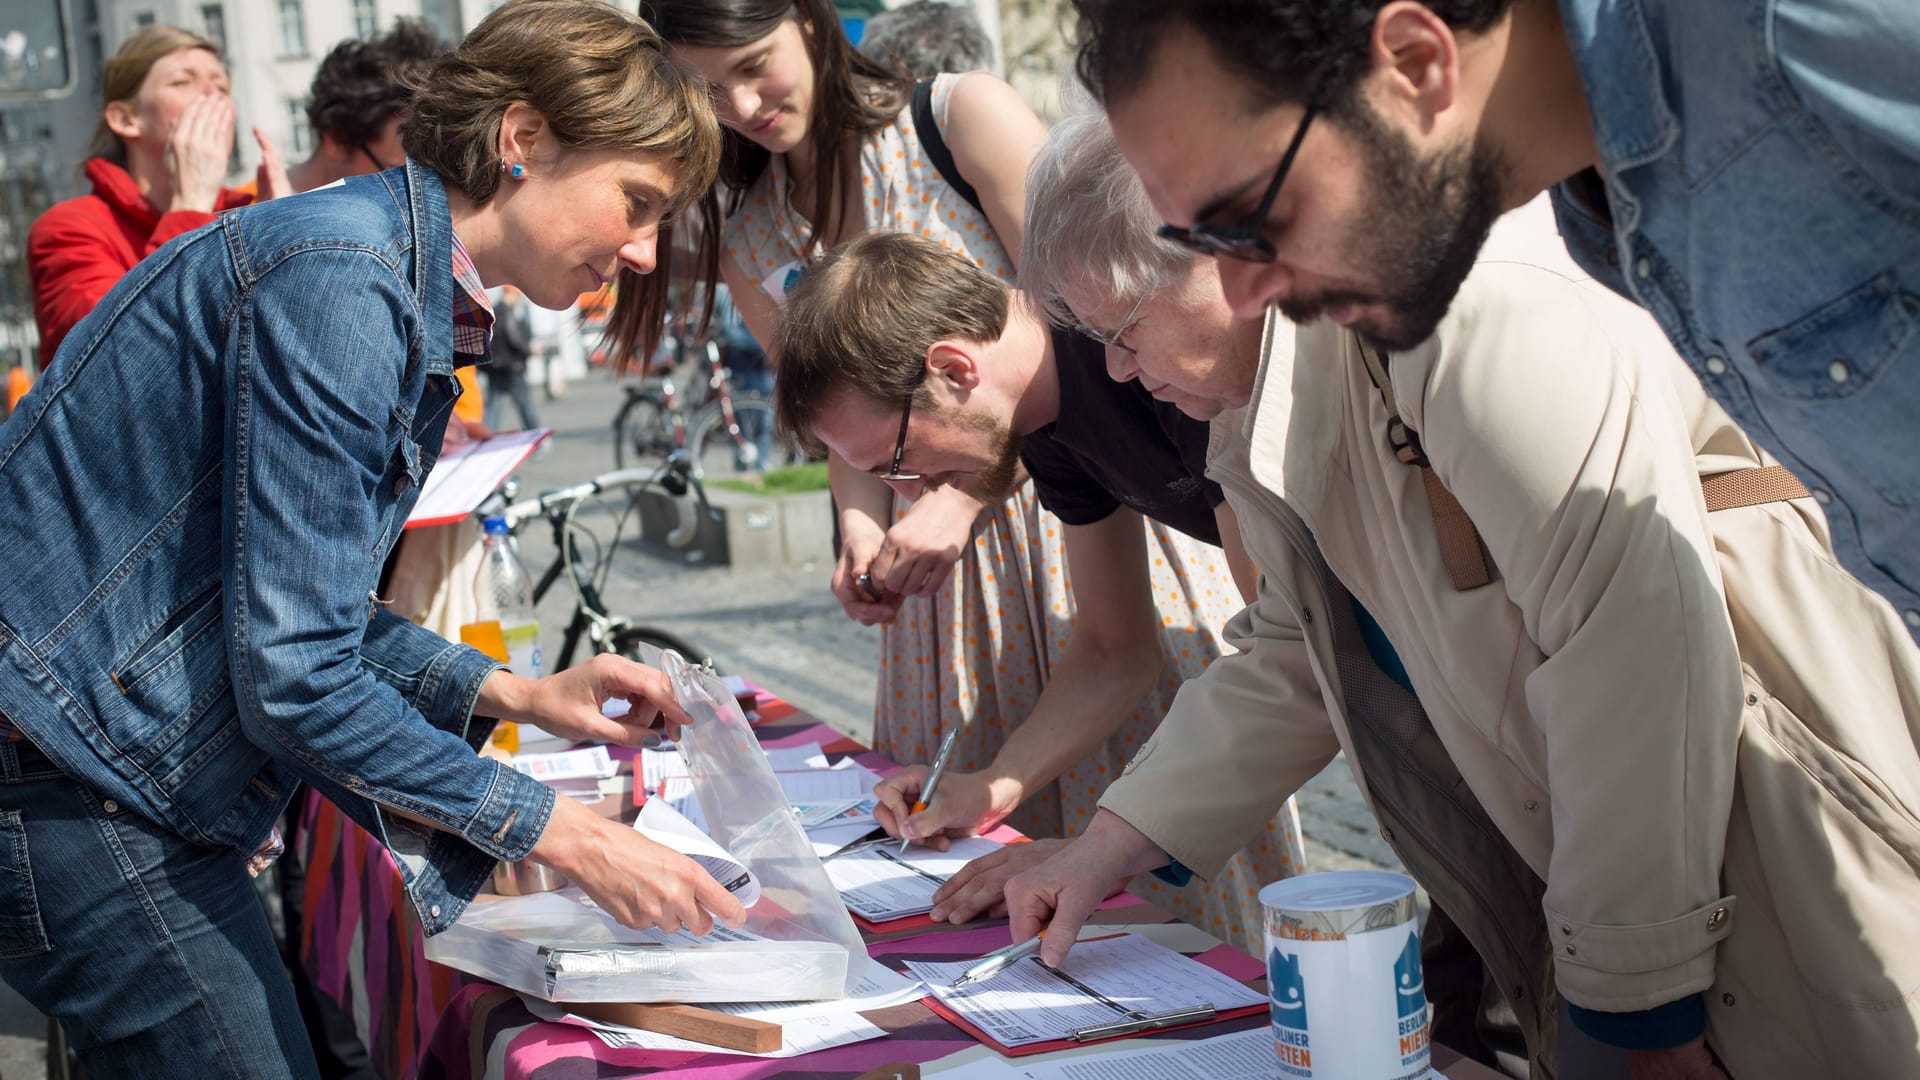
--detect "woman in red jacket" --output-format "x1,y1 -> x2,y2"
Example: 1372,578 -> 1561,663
27,25 -> 285,365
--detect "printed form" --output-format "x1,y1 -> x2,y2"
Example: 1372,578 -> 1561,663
824,835 -> 1005,921
903,933 -> 1264,1048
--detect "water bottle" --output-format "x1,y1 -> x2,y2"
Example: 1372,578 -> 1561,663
474,516 -> 543,681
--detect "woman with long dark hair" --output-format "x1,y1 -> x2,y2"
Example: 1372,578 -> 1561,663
649,1 -> 1297,951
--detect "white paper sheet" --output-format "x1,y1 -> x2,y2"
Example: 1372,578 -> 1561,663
405,427 -> 549,526
639,747 -> 692,796
763,742 -> 831,770
775,766 -> 872,802
523,957 -> 928,1058
807,806 -> 883,857
511,746 -> 617,782
790,797 -> 864,825
996,1028 -> 1459,1080
454,888 -> 768,948
634,799 -> 761,908
902,933 -> 1265,1048
823,835 -> 1005,921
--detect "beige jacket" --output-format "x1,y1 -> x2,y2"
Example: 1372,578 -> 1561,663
1100,205 -> 1920,1078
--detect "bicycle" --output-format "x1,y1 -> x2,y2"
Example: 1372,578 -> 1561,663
611,337 -> 801,481
480,450 -> 715,670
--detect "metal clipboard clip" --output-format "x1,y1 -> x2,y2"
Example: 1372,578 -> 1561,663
1067,1001 -> 1217,1042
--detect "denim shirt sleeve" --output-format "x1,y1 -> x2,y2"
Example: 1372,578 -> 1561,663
360,608 -> 505,749
222,245 -> 552,930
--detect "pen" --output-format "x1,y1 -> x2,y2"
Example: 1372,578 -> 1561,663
901,726 -> 961,853
948,931 -> 1045,989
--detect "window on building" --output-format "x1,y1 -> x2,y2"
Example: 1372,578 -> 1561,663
131,11 -> 156,29
199,4 -> 226,55
286,98 -> 313,156
276,0 -> 307,57
352,0 -> 378,39
418,0 -> 461,44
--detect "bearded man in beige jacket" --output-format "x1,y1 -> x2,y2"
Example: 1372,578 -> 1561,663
995,119 -> 1920,1079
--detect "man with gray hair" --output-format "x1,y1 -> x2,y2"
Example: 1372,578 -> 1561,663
1020,109 -> 1262,423
858,0 -> 995,79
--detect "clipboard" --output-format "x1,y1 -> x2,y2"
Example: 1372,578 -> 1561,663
854,911 -> 943,935
917,993 -> 1263,1056
852,877 -> 1138,936
404,427 -> 550,529
914,934 -> 1266,1057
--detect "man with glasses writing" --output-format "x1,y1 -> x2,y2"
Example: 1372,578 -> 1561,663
771,230 -> 1313,957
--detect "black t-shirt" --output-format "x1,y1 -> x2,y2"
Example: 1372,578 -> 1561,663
1020,327 -> 1223,545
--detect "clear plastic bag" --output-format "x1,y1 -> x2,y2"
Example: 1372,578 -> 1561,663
423,651 -> 865,1002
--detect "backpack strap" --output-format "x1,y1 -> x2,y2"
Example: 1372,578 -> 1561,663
1355,335 -> 1814,594
1356,337 -> 1495,591
1699,465 -> 1809,510
911,78 -> 984,216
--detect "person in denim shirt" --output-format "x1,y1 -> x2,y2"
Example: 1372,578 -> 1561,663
1065,0 -> 1920,650
0,2 -> 742,1076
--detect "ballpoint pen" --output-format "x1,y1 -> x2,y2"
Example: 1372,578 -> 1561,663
948,931 -> 1045,989
900,726 -> 961,853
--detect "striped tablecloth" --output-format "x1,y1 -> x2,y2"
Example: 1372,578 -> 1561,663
298,689 -> 1500,1080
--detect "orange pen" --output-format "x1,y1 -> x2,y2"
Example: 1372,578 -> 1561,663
900,726 -> 962,852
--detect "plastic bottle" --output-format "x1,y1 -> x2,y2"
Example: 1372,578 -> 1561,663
462,516 -> 543,753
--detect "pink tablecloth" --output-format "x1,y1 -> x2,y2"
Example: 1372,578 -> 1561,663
298,692 -> 1499,1080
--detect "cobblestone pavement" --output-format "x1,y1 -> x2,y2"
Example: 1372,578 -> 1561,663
0,370 -> 1400,1078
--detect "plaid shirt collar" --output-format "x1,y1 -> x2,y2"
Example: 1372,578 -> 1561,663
449,230 -> 494,364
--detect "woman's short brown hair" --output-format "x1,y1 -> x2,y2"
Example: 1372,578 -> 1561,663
774,232 -> 1009,455
91,26 -> 223,167
403,0 -> 721,368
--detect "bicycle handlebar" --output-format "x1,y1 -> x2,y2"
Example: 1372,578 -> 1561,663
496,452 -> 709,550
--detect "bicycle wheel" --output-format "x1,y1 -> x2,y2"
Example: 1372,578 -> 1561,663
686,394 -> 797,481
612,390 -> 674,470
612,625 -> 715,672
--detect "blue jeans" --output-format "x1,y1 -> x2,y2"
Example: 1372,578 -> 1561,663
0,735 -> 319,1079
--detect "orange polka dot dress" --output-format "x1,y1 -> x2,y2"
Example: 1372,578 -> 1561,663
725,75 -> 1305,955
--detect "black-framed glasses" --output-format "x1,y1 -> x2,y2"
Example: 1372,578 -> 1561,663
1156,97 -> 1323,264
1071,292 -> 1149,355
878,393 -> 921,482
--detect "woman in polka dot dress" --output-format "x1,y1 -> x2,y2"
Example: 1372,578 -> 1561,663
652,0 -> 1304,953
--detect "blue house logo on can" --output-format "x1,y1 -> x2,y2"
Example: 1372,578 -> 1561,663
1394,930 -> 1431,1062
1269,948 -> 1314,1075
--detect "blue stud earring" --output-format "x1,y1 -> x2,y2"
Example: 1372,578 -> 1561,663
509,162 -> 526,179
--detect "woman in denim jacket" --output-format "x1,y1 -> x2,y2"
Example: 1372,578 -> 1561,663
0,2 -> 742,1075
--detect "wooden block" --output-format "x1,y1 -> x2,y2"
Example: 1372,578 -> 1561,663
567,1001 -> 783,1054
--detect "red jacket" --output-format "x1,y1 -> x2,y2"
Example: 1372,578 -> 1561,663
26,157 -> 252,365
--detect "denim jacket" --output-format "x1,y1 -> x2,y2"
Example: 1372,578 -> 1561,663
1552,0 -> 1920,637
0,160 -> 554,933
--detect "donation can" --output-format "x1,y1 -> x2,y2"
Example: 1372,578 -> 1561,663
1259,870 -> 1430,1080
